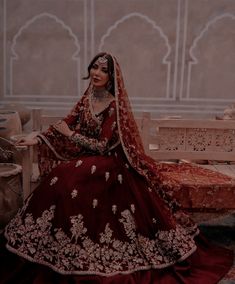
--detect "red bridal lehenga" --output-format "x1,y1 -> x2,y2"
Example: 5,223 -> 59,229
0,55 -> 233,284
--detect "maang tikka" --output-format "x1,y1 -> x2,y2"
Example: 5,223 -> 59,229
96,55 -> 108,66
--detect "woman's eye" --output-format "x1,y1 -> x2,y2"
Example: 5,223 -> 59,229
92,64 -> 98,69
102,68 -> 108,73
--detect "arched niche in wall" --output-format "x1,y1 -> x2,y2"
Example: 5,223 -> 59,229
99,13 -> 171,100
11,12 -> 80,98
187,13 -> 235,103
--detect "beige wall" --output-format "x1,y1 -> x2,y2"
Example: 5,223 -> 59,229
1,0 -> 235,118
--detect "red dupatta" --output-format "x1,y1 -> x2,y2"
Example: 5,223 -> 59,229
112,54 -> 235,222
112,55 -> 182,212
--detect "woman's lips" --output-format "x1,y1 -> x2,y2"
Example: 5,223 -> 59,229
93,78 -> 100,83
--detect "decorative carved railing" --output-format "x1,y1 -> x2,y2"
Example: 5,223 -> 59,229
147,119 -> 235,162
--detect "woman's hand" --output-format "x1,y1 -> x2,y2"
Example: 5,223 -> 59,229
53,120 -> 74,137
15,137 -> 38,146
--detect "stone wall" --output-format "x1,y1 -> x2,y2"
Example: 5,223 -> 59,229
1,0 -> 235,118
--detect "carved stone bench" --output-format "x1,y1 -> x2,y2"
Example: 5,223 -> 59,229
143,117 -> 235,211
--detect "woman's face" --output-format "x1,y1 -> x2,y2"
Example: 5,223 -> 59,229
90,57 -> 110,89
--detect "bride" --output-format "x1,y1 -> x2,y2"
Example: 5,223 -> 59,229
0,52 -> 232,283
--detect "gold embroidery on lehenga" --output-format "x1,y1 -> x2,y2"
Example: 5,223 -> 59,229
92,199 -> 98,208
100,224 -> 113,244
105,172 -> 110,181
71,189 -> 78,199
119,210 -> 136,240
50,176 -> 58,186
130,204 -> 135,213
75,160 -> 83,167
117,174 -> 123,184
70,214 -> 87,242
91,165 -> 96,174
112,205 -> 117,214
5,207 -> 196,276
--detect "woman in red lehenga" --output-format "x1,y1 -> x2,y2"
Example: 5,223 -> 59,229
0,52 -> 233,283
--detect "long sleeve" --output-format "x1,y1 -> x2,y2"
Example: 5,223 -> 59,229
62,100 -> 83,127
70,102 -> 119,154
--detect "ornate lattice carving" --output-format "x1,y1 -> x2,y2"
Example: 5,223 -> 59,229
214,130 -> 235,152
158,127 -> 235,154
187,129 -> 213,152
159,128 -> 185,151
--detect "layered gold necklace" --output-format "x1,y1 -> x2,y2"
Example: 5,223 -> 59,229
91,88 -> 114,115
92,88 -> 111,102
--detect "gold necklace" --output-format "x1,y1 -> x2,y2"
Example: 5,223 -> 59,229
92,89 -> 111,102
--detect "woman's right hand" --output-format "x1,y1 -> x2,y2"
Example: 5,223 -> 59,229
15,137 -> 38,146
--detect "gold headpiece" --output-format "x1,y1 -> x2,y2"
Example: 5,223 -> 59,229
96,55 -> 108,65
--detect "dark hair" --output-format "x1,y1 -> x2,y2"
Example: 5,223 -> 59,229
83,52 -> 115,96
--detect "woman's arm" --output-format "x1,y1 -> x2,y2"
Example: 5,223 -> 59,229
52,120 -> 74,137
62,100 -> 83,126
14,136 -> 41,146
70,102 -> 118,154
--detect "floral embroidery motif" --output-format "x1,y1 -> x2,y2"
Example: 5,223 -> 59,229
50,176 -> 58,186
125,163 -> 129,169
112,205 -> 117,214
152,218 -> 157,224
111,121 -> 117,130
5,207 -> 196,276
119,210 -> 136,240
71,189 -> 78,199
105,172 -> 110,181
109,107 -> 115,117
70,214 -> 87,242
100,224 -> 113,244
75,160 -> 83,167
93,199 -> 98,208
91,165 -> 96,174
148,187 -> 152,192
117,174 -> 123,184
130,204 -> 135,213
71,133 -> 108,154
